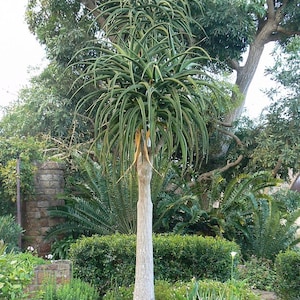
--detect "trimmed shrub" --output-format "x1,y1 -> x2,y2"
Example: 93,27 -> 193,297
104,279 -> 260,300
275,250 -> 300,300
69,234 -> 240,295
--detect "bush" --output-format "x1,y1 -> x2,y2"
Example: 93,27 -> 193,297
35,278 -> 100,300
0,242 -> 46,299
104,279 -> 260,300
238,256 -> 276,291
275,250 -> 300,300
69,234 -> 240,295
0,215 -> 23,251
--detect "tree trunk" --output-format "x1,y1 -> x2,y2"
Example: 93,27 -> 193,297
225,5 -> 284,124
133,152 -> 154,300
225,41 -> 265,124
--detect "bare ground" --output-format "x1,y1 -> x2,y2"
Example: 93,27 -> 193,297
252,290 -> 277,300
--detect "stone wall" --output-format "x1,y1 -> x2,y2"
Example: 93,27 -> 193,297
25,260 -> 72,298
22,161 -> 65,256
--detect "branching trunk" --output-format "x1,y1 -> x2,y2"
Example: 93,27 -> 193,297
226,1 -> 289,124
134,152 -> 154,300
226,42 -> 265,124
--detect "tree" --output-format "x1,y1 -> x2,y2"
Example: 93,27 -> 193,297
25,1 -> 300,166
253,36 -> 300,178
69,1 -> 228,298
190,0 -> 300,123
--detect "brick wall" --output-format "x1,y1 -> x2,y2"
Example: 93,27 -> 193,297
25,260 -> 72,298
22,161 -> 65,256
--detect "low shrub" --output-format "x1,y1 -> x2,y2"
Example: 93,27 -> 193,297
35,278 -> 100,300
238,256 -> 276,291
0,214 -> 23,251
69,234 -> 240,295
0,242 -> 46,299
274,250 -> 300,300
104,279 -> 260,300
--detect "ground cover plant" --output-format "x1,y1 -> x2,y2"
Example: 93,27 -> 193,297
104,279 -> 260,300
34,278 -> 100,300
0,241 -> 46,299
0,215 -> 23,252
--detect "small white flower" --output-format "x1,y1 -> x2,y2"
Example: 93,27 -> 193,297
280,218 -> 287,226
230,251 -> 237,258
212,200 -> 220,208
27,246 -> 34,252
45,254 -> 53,260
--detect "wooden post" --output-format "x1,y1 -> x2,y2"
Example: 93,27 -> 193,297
16,157 -> 22,248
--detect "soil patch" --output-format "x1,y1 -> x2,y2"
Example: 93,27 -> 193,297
253,290 -> 277,300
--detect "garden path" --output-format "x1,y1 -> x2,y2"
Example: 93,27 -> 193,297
253,290 -> 277,300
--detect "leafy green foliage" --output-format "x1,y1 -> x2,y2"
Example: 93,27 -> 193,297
0,215 -> 23,252
245,199 -> 300,260
71,0 -> 230,173
0,244 -> 46,299
46,153 -> 137,240
69,234 -> 240,296
0,63 -> 96,149
238,256 -> 276,291
0,136 -> 47,205
190,0 -> 256,62
275,250 -> 300,300
245,36 -> 300,179
50,236 -> 77,260
104,279 -> 260,300
272,189 -> 300,213
211,173 -> 300,260
35,278 -> 99,300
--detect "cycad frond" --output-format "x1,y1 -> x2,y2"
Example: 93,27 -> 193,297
46,153 -> 137,239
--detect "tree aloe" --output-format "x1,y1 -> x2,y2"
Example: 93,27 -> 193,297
72,1 -> 228,298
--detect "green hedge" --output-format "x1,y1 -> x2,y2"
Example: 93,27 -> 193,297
69,234 -> 240,295
275,250 -> 300,300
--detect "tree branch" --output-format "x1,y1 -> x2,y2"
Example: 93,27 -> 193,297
190,125 -> 244,184
80,0 -> 116,43
277,26 -> 300,36
227,58 -> 240,71
194,155 -> 244,183
81,1 -> 106,27
272,159 -> 282,177
266,0 -> 275,19
216,126 -> 243,147
275,0 -> 289,23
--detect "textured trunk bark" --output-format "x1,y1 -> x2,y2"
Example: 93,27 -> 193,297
225,10 -> 281,124
225,41 -> 265,124
133,153 -> 154,300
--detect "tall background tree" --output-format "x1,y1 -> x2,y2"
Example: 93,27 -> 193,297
25,0 -> 300,123
190,0 -> 300,123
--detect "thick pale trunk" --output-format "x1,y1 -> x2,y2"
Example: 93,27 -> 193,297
226,42 -> 265,124
225,13 -> 281,124
133,153 -> 154,300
